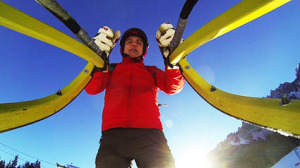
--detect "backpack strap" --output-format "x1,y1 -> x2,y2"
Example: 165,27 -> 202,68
145,66 -> 157,78
108,63 -> 118,73
145,66 -> 157,85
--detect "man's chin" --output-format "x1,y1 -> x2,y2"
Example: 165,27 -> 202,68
128,54 -> 140,58
129,56 -> 139,59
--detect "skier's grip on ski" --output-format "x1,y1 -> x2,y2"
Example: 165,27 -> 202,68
35,0 -> 107,67
92,26 -> 121,73
156,23 -> 176,69
93,26 -> 120,58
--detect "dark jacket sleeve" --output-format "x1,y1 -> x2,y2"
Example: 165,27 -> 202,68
85,72 -> 110,95
155,67 -> 185,95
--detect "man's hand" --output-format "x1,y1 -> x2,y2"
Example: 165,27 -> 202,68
92,26 -> 121,74
156,23 -> 178,69
93,26 -> 121,58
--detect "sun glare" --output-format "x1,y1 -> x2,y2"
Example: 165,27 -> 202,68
175,149 -> 211,168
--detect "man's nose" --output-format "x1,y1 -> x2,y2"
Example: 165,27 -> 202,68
130,41 -> 139,46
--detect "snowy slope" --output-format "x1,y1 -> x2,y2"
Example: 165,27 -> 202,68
206,63 -> 300,168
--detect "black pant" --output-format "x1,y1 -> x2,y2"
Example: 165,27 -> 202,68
95,128 -> 175,168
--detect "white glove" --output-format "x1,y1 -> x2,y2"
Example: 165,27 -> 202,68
93,26 -> 121,57
156,23 -> 178,68
156,23 -> 175,58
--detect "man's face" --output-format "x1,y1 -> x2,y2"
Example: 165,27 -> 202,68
124,36 -> 144,58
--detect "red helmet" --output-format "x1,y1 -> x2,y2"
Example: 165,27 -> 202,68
120,28 -> 149,59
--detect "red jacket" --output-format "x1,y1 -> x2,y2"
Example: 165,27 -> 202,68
85,57 -> 184,132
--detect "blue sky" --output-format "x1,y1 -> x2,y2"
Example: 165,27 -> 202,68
1,0 -> 300,167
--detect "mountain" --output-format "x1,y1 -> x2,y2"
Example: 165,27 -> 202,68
206,63 -> 300,168
268,63 -> 300,100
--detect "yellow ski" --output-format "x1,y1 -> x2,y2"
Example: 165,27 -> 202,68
170,0 -> 300,136
0,2 -> 99,132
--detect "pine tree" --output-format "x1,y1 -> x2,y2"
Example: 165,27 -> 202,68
12,155 -> 18,168
0,160 -> 6,168
0,156 -> 40,168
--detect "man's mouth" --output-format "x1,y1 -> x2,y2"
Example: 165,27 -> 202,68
129,49 -> 138,52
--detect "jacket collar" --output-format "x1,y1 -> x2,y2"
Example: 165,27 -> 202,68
122,56 -> 144,64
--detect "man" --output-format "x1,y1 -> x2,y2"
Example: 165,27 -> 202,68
85,23 -> 185,168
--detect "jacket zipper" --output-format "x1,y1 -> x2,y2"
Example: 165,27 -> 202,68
127,64 -> 133,127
